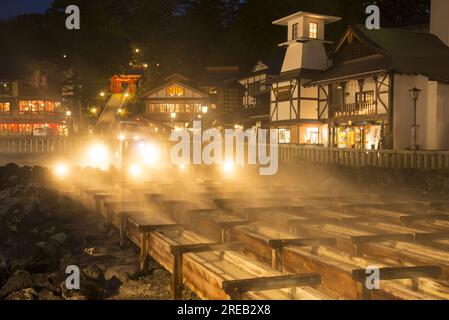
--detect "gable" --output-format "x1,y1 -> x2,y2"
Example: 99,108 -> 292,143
143,81 -> 209,99
331,28 -> 387,64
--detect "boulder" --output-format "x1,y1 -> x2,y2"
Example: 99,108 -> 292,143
5,288 -> 38,300
83,264 -> 105,282
38,288 -> 63,300
0,270 -> 34,298
50,233 -> 69,246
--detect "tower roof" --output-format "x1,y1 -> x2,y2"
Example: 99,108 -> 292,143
273,11 -> 341,26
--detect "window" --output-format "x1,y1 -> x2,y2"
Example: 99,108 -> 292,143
18,100 -> 61,116
166,85 -> 185,97
300,127 -> 320,144
309,22 -> 318,39
278,129 -> 291,144
292,23 -> 299,40
356,91 -> 374,103
0,102 -> 10,114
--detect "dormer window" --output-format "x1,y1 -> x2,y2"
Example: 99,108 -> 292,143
309,22 -> 318,39
292,23 -> 299,40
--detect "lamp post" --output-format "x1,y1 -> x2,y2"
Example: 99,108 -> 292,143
409,87 -> 421,151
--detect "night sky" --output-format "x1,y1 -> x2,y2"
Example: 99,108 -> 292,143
0,0 -> 53,21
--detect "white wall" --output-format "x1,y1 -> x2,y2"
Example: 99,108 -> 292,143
431,0 -> 449,47
393,75 -> 430,150
435,82 -> 449,149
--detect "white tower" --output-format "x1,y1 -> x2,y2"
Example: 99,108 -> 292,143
273,12 -> 341,73
430,0 -> 449,47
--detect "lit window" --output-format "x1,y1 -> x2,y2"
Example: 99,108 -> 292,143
0,102 -> 10,114
167,85 -> 185,97
309,22 -> 318,39
292,23 -> 299,40
278,128 -> 291,144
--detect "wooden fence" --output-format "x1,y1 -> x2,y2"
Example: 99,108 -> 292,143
279,145 -> 449,170
0,137 -> 91,154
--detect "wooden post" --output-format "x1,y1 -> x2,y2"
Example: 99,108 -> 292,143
139,232 -> 149,273
172,253 -> 183,300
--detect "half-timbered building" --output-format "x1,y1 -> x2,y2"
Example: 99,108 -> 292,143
310,20 -> 449,150
270,12 -> 341,145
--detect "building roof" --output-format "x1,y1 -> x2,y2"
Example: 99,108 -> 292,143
273,11 -> 341,26
312,24 -> 449,84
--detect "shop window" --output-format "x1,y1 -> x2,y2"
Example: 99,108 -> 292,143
167,85 -> 185,97
309,22 -> 318,39
300,127 -> 320,144
278,128 -> 291,144
0,102 -> 10,114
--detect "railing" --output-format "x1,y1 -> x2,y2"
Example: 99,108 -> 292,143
279,145 -> 449,170
0,137 -> 89,154
333,102 -> 377,117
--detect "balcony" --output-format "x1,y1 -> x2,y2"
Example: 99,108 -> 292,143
333,102 -> 377,118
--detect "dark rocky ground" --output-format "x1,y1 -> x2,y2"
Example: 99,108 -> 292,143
0,164 -> 197,300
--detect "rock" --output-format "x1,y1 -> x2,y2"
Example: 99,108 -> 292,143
31,273 -> 59,292
104,265 -> 138,283
0,270 -> 34,298
50,233 -> 69,245
38,288 -> 63,300
5,288 -> 38,300
36,242 -> 60,258
83,264 -> 105,282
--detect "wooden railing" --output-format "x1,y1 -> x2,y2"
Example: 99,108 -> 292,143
0,137 -> 90,154
333,102 -> 376,117
279,145 -> 449,170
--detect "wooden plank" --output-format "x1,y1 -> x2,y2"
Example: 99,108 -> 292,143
351,233 -> 415,245
352,266 -> 442,282
222,273 -> 321,299
415,232 -> 449,241
268,238 -> 337,249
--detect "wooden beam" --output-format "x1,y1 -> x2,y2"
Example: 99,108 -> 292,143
268,237 -> 337,249
415,232 -> 449,241
169,242 -> 242,300
222,273 -> 321,300
401,213 -> 449,224
351,233 -> 415,245
352,266 -> 442,283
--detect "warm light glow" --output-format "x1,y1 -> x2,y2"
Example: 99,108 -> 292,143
170,112 -> 177,119
118,133 -> 126,141
124,93 -> 129,98
223,161 -> 234,175
202,106 -> 209,114
179,164 -> 188,172
143,63 -> 148,68
66,110 -> 72,117
54,164 -> 69,178
138,143 -> 160,166
128,165 -> 141,178
135,48 -> 140,53
99,92 -> 105,97
88,143 -> 110,168
91,108 -> 97,114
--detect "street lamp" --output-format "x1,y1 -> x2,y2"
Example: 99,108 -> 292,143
409,87 -> 421,151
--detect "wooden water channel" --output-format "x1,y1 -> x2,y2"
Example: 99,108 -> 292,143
72,179 -> 449,300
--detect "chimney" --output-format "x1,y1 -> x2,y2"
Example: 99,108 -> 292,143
430,0 -> 449,47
